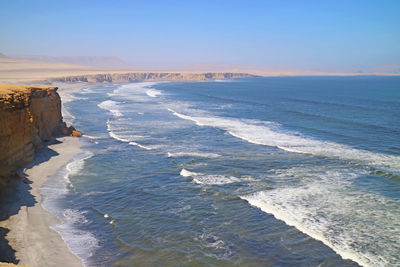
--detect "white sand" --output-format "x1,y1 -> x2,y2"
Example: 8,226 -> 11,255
0,137 -> 84,267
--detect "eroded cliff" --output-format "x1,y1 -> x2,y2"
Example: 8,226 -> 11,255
50,72 -> 255,83
0,84 -> 75,185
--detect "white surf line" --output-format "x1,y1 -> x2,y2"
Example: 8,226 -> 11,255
129,141 -> 153,150
167,152 -> 221,158
180,169 -> 240,185
146,89 -> 163,97
167,108 -> 400,174
98,100 -> 123,117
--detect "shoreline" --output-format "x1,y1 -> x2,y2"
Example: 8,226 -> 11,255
0,137 -> 84,267
1,78 -> 391,266
0,82 -> 91,266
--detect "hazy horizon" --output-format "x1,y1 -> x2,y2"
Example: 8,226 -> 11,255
1,0 -> 399,73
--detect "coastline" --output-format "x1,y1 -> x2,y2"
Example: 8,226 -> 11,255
0,82 -> 91,266
2,78 -> 395,266
0,136 -> 84,267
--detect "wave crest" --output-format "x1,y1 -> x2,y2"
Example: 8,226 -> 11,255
168,109 -> 400,175
180,169 -> 240,185
98,100 -> 123,117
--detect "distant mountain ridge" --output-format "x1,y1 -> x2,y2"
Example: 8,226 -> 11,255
10,54 -> 132,69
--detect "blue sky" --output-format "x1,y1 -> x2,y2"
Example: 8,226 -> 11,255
1,0 -> 399,71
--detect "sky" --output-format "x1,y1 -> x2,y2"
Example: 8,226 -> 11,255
1,0 -> 399,71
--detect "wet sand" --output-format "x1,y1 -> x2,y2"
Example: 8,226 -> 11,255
0,137 -> 84,267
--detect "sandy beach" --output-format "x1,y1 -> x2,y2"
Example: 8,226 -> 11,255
0,81 -> 93,266
0,135 -> 84,267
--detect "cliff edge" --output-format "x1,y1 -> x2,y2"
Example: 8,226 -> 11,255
0,84 -> 78,185
50,72 -> 255,83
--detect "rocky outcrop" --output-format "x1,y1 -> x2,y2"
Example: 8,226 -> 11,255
0,84 -> 78,185
50,72 -> 256,83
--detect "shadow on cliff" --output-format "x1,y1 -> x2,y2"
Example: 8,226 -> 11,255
0,227 -> 17,263
0,140 -> 60,263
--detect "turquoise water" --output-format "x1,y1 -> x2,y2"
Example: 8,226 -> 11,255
43,77 -> 400,266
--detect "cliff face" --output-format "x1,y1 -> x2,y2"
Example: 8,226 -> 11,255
0,85 -> 69,185
50,72 -> 255,83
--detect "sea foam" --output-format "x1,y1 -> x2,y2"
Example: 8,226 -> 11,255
40,151 -> 98,266
98,100 -> 123,117
168,108 -> 400,174
110,82 -> 165,102
65,152 -> 94,185
180,169 -> 240,185
106,119 -> 131,143
241,166 -> 400,267
167,152 -> 221,158
146,89 -> 163,98
129,141 -> 153,150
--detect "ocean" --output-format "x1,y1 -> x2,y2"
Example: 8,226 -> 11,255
42,77 -> 400,266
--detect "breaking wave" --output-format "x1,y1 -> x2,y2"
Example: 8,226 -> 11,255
98,100 -> 123,117
180,169 -> 240,185
168,109 -> 400,175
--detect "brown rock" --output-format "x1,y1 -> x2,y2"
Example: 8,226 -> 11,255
0,84 -> 69,182
70,130 -> 82,137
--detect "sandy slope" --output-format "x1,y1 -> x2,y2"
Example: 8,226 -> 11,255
0,57 -> 108,83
